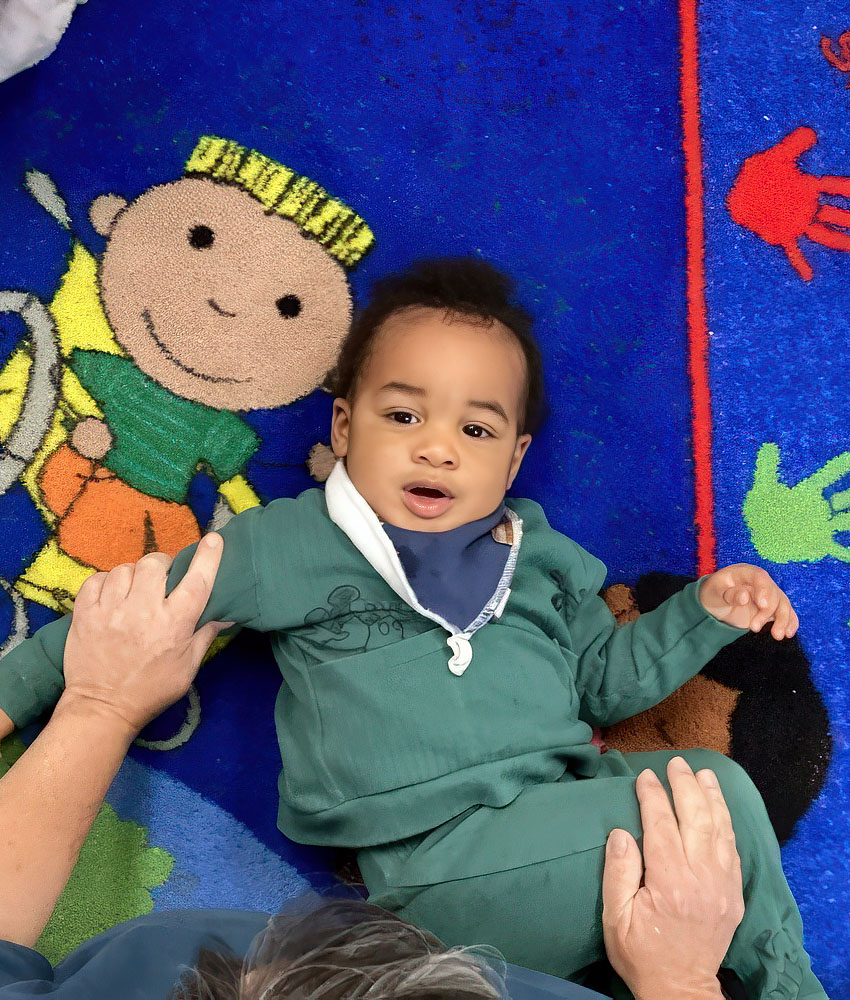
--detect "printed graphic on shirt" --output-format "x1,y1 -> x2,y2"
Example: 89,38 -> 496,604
303,585 -> 433,654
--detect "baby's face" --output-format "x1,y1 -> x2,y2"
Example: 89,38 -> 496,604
330,306 -> 532,531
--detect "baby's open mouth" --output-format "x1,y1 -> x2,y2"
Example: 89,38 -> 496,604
407,486 -> 448,498
402,483 -> 454,519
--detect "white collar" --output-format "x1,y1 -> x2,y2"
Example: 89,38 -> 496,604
324,459 -> 425,616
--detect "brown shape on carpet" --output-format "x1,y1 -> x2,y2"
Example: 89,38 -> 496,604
602,581 -> 742,755
604,673 -> 741,756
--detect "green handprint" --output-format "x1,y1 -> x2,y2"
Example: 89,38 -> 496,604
743,442 -> 850,562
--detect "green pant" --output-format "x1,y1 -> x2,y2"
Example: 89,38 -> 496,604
359,748 -> 827,999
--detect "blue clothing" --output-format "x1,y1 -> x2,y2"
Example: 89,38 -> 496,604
0,909 -> 608,999
383,503 -> 509,629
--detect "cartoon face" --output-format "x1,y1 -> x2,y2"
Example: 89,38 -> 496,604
93,177 -> 352,410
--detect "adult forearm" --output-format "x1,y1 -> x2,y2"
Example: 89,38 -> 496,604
0,693 -> 135,948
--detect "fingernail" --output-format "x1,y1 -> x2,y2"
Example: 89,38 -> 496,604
608,830 -> 628,856
639,768 -> 660,784
669,756 -> 690,770
205,533 -> 222,548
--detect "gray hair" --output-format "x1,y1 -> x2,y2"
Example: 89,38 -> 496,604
169,893 -> 508,1000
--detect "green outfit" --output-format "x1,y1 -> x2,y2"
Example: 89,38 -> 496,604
69,349 -> 259,501
0,464 -> 827,998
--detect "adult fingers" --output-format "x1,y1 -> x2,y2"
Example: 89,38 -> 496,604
667,757 -> 714,867
127,551 -> 172,597
73,571 -> 108,609
695,769 -> 741,874
98,562 -> 136,604
167,534 -> 223,622
188,619 -> 232,667
635,769 -> 687,877
601,829 -> 642,926
695,770 -> 745,931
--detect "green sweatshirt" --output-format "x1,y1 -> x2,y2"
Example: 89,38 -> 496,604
0,474 -> 745,849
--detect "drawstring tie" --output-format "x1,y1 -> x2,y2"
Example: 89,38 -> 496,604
446,632 -> 473,676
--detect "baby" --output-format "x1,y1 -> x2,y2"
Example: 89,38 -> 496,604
0,258 -> 826,999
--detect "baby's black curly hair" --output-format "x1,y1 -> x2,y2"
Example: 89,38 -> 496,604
323,257 -> 548,436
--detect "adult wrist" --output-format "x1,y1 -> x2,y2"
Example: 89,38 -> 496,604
52,690 -> 139,745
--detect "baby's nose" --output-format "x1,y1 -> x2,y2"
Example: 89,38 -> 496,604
416,438 -> 458,467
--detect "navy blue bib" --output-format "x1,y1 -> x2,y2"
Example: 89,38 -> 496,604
383,504 -> 509,630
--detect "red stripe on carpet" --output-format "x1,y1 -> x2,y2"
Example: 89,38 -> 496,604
679,0 -> 716,575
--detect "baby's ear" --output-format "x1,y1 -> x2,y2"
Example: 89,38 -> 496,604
506,433 -> 532,488
89,193 -> 128,237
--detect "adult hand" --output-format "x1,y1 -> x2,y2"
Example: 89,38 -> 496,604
698,562 -> 798,639
602,757 -> 745,1000
62,534 -> 232,735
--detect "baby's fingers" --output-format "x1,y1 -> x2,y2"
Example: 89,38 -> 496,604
789,605 -> 800,636
721,585 -> 754,609
750,590 -> 780,632
771,595 -> 798,639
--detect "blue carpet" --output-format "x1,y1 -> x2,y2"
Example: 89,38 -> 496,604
0,0 -> 846,993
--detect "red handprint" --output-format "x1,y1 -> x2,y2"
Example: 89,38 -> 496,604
726,126 -> 850,281
820,31 -> 850,73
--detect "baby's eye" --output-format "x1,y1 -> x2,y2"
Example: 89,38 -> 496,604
388,411 -> 418,424
463,424 -> 491,438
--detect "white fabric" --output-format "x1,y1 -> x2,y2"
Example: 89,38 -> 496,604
324,459 -> 435,618
0,0 -> 83,84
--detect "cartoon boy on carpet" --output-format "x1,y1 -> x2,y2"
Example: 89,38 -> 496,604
0,136 -> 373,613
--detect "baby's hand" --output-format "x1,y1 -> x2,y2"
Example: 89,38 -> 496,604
698,563 -> 798,639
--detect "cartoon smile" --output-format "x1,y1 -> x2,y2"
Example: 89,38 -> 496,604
207,298 -> 237,318
141,309 -> 251,384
